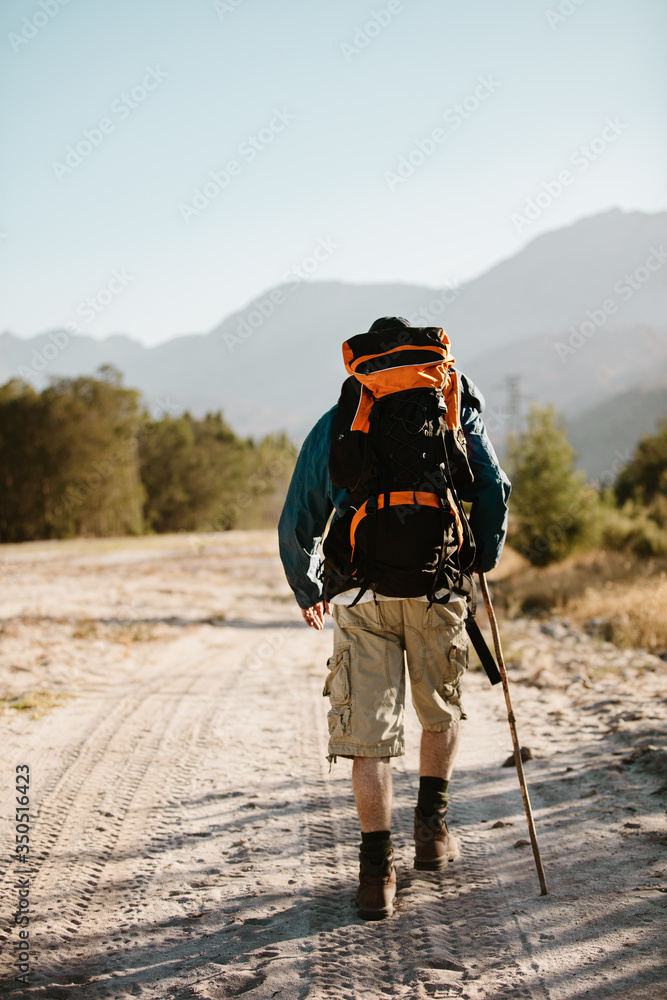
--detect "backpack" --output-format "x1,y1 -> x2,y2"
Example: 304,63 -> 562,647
322,325 -> 477,606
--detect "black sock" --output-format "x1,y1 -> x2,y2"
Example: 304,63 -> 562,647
417,777 -> 449,817
360,830 -> 392,864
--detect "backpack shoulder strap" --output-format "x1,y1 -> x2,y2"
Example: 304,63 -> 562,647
441,370 -> 462,430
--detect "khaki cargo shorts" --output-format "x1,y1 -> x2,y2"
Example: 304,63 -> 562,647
323,596 -> 469,760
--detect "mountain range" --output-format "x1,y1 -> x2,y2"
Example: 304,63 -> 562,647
2,207 -> 666,478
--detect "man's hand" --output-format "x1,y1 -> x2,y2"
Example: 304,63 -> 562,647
301,602 -> 331,630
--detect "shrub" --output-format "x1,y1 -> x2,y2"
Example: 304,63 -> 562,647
506,405 -> 597,566
603,501 -> 667,558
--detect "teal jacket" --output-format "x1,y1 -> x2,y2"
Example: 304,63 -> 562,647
278,373 -> 511,609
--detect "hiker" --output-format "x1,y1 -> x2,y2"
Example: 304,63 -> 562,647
278,316 -> 510,919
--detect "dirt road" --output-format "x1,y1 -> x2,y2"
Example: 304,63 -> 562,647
0,532 -> 665,998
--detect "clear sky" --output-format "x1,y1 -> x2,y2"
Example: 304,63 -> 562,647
1,0 -> 666,345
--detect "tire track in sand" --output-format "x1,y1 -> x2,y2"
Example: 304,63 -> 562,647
0,643 -> 213,893
0,641 -> 222,990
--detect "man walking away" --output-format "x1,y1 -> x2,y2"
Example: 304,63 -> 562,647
279,316 -> 510,919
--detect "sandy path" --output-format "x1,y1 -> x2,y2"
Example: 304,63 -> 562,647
0,532 -> 665,999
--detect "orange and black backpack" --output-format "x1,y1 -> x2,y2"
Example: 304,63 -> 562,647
322,324 -> 477,606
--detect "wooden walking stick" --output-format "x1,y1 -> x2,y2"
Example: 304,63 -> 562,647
478,571 -> 549,896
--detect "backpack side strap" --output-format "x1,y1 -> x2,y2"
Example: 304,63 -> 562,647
465,616 -> 501,686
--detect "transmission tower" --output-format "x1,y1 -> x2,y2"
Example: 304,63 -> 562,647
504,373 -> 530,436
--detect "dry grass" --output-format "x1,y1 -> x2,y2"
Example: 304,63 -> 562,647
71,618 -> 156,644
3,690 -> 69,718
112,622 -> 156,644
71,619 -> 99,640
492,549 -> 667,652
563,576 -> 667,651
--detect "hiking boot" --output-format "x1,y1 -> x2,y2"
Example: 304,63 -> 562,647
414,806 -> 460,870
356,850 -> 396,919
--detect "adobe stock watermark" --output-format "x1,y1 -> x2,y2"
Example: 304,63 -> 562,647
8,0 -> 72,54
555,245 -> 667,362
406,278 -> 464,325
545,0 -> 587,30
405,278 -> 514,445
339,0 -> 411,63
384,76 -> 501,191
243,626 -> 292,673
189,444 -> 296,548
512,117 -> 628,233
179,107 -> 295,223
222,235 -> 339,353
17,268 -> 134,380
480,405 -> 512,438
213,0 -> 247,19
52,67 -> 168,181
13,763 -> 32,987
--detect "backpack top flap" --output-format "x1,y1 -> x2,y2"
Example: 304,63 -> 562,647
338,326 -> 461,437
342,326 -> 455,398
330,328 -> 467,491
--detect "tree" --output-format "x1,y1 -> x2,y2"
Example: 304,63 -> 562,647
0,367 -> 143,541
42,367 -> 144,538
139,411 -> 249,532
615,419 -> 667,507
605,419 -> 667,555
506,404 -> 592,566
0,380 -> 51,542
231,432 -> 297,531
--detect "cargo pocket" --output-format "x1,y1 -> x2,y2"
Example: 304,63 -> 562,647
440,632 -> 468,703
322,647 -> 352,737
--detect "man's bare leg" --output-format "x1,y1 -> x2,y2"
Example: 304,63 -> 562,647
352,756 -> 392,831
420,724 -> 460,779
352,756 -> 396,918
415,725 -> 461,867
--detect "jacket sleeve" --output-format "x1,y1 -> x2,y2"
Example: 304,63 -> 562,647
457,374 -> 511,573
278,408 -> 336,609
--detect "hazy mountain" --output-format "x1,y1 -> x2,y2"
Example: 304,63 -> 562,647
442,206 -> 667,355
466,323 -> 667,434
2,207 -> 666,475
568,384 -> 667,482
